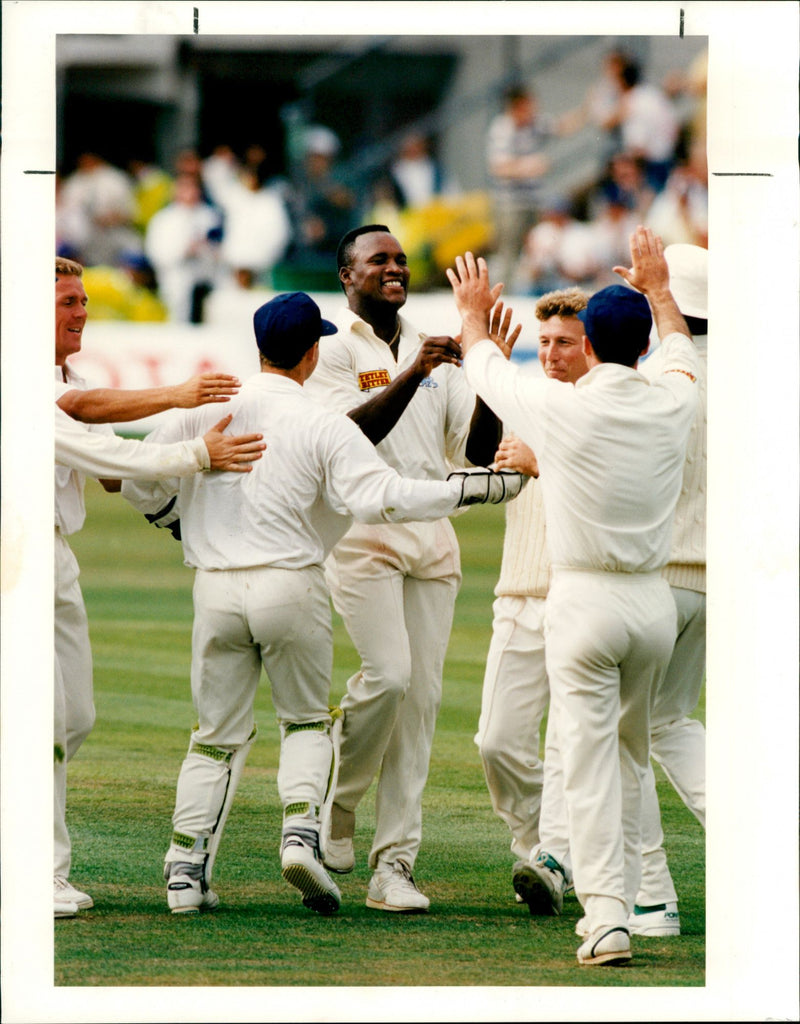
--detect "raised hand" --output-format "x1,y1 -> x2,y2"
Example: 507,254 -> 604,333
488,301 -> 522,360
613,225 -> 670,297
446,252 -> 505,357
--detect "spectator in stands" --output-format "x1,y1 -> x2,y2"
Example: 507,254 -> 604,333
286,126 -> 358,271
522,197 -> 599,298
486,84 -> 558,293
558,48 -> 630,165
202,144 -> 241,208
144,171 -> 223,323
591,152 -> 655,223
216,162 -> 293,289
389,131 -> 457,210
611,57 -> 681,193
645,139 -> 708,248
588,190 -> 642,290
58,152 -> 142,267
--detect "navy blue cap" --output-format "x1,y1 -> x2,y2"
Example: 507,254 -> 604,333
578,284 -> 652,362
253,292 -> 337,359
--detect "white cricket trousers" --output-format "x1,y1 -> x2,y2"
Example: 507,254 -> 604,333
54,529 -> 96,879
638,586 -> 706,905
170,565 -> 334,841
475,595 -> 549,862
545,567 -> 677,932
325,520 -> 461,872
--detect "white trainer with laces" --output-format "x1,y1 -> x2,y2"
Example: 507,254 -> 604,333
628,900 -> 681,936
576,925 -> 632,966
366,861 -> 430,913
281,828 -> 341,916
512,851 -> 568,915
165,861 -> 220,915
54,897 -> 79,919
54,875 -> 93,910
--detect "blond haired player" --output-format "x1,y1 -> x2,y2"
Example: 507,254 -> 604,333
54,256 -> 264,918
476,288 -> 589,912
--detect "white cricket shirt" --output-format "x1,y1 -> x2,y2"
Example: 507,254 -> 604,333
464,332 -> 700,573
121,373 -> 462,572
54,364 -> 115,536
303,307 -> 475,480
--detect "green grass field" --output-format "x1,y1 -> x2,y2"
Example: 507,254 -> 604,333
55,482 -> 705,990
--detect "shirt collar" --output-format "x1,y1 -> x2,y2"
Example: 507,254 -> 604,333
575,362 -> 642,389
244,371 -> 304,393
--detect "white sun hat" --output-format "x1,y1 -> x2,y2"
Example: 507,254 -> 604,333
664,243 -> 708,319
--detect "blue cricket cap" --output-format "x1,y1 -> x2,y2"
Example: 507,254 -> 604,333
253,291 -> 337,360
578,284 -> 652,362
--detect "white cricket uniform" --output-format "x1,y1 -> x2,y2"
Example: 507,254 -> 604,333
636,334 -> 707,907
54,365 -> 112,880
463,333 -> 699,932
476,476 -> 549,857
53,369 -> 211,880
121,372 -> 464,854
303,307 -> 475,871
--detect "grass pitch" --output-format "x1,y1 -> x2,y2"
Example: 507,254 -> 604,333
55,482 -> 705,991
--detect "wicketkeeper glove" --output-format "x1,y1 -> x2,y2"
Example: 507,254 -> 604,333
447,467 -> 529,506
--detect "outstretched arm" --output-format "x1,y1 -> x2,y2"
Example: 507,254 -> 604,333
55,408 -> 264,479
57,372 -> 242,424
464,300 -> 522,465
613,226 -> 692,341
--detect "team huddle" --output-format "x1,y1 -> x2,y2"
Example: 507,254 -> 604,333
53,222 -> 706,968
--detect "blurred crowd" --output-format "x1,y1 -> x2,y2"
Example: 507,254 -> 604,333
55,46 -> 707,322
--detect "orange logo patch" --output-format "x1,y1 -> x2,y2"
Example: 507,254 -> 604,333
358,369 -> 391,391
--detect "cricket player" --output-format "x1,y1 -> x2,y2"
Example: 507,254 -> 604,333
475,288 -> 590,914
54,256 -> 264,919
447,227 -> 699,966
121,291 -> 525,917
303,224 -> 506,914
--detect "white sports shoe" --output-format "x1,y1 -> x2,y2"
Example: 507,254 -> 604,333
366,861 -> 430,913
628,900 -> 681,936
577,925 -> 632,966
512,851 -> 568,916
164,861 -> 220,915
322,835 -> 355,874
54,875 -> 93,910
281,829 -> 341,916
55,898 -> 79,919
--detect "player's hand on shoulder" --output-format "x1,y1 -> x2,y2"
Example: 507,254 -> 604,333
203,414 -> 266,472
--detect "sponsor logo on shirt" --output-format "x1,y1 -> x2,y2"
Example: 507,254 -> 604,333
358,369 -> 391,391
418,377 -> 439,389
